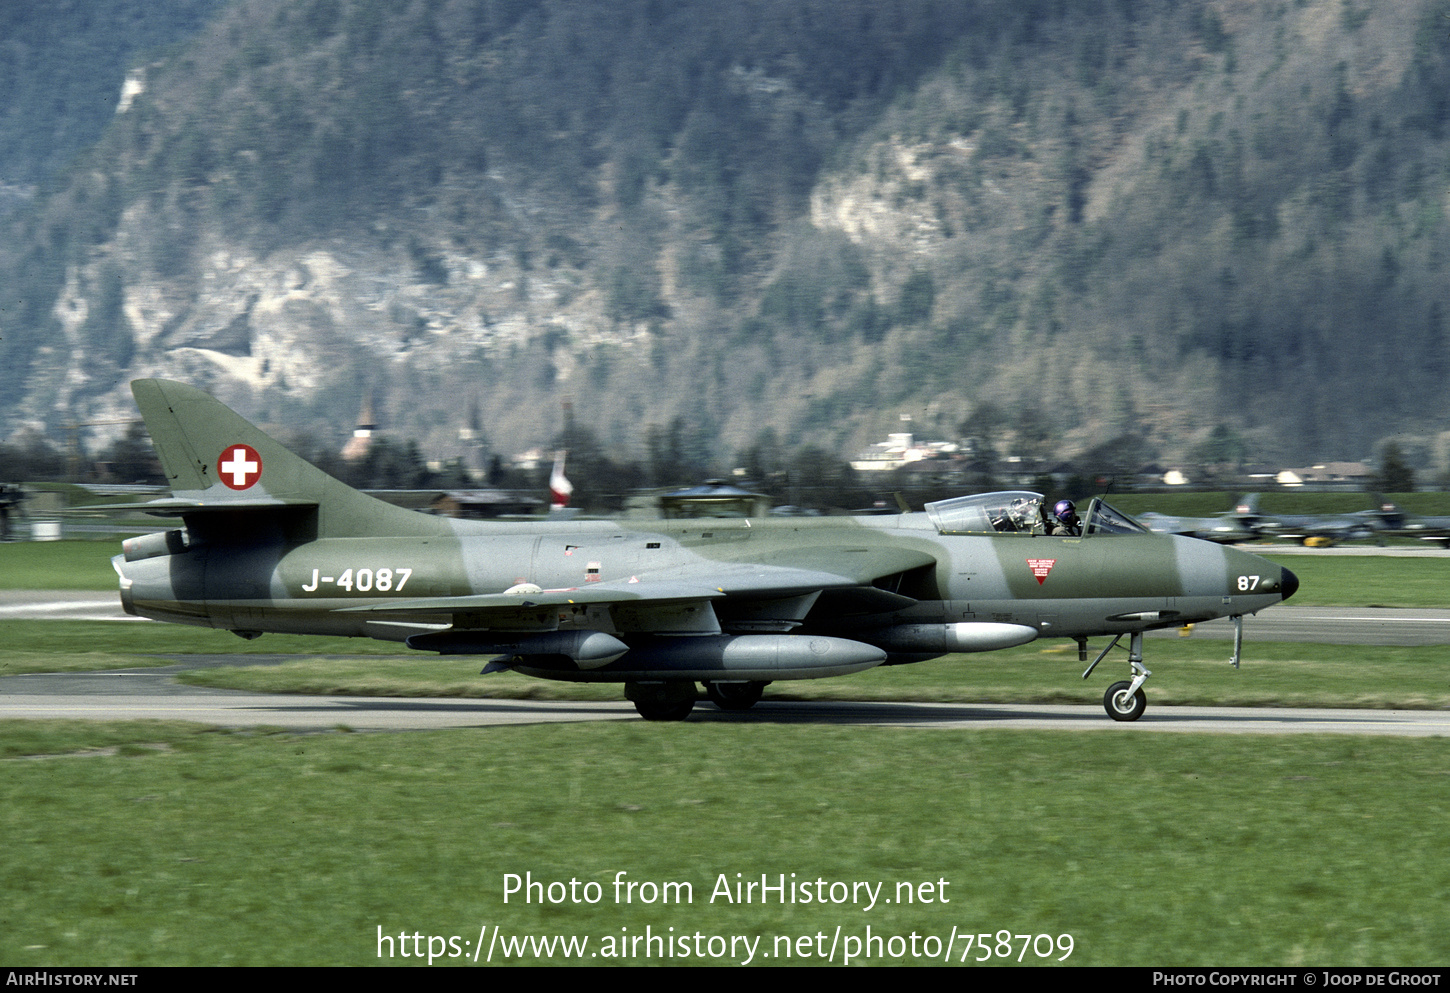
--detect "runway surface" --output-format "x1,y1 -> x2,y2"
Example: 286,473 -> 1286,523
1160,606 -> 1450,646
0,589 -> 146,622
2,588 -> 1448,736
2,668 -> 1447,735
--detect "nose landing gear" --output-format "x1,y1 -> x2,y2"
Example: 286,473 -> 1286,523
1103,666 -> 1149,722
1083,631 -> 1152,722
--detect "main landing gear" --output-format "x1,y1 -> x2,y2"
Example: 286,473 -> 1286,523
704,680 -> 768,711
625,681 -> 697,721
1082,631 -> 1152,722
625,680 -> 772,720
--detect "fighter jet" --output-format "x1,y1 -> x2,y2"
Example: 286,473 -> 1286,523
1143,494 -> 1381,547
113,381 -> 1298,722
1136,497 -> 1260,544
1238,494 -> 1382,546
1366,499 -> 1450,547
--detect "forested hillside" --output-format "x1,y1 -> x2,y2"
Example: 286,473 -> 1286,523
0,1 -> 225,193
3,0 -> 1450,478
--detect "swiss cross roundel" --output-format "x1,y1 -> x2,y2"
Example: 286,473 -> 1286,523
217,444 -> 263,490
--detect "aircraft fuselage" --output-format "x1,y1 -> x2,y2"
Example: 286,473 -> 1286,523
118,514 -> 1290,663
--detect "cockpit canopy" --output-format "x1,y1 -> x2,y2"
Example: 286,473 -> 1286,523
923,491 -> 1149,536
925,491 -> 1043,534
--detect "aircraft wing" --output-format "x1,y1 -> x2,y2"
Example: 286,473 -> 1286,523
336,581 -> 728,619
721,543 -> 935,585
335,558 -> 923,633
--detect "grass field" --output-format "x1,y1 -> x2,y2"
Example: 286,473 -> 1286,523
1108,490 -> 1450,517
2,720 -> 1448,966
6,619 -> 1450,711
164,639 -> 1450,711
3,539 -> 1449,966
0,540 -> 124,590
1255,553 -> 1450,608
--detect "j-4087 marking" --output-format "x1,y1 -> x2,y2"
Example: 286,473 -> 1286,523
301,567 -> 412,593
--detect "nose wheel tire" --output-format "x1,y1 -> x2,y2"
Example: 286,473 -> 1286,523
1104,680 -> 1147,722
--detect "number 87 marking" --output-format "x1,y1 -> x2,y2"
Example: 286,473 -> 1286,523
1236,574 -> 1260,591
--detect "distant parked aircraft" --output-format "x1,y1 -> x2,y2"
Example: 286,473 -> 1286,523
1366,499 -> 1450,548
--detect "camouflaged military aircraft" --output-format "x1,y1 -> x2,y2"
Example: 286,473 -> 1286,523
1370,499 -> 1450,547
113,380 -> 1298,722
1235,494 -> 1382,547
1136,496 -> 1261,544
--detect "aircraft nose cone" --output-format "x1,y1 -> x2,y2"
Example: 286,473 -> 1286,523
1280,566 -> 1299,602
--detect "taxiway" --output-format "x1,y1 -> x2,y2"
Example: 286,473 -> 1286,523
2,590 -> 1447,736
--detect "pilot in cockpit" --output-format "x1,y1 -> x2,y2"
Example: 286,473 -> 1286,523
1045,499 -> 1081,536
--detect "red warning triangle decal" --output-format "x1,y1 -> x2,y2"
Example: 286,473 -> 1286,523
1027,558 -> 1057,585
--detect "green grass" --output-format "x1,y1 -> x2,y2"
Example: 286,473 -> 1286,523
5,542 -> 1450,967
167,638 -> 1450,711
1111,490 -> 1450,516
1,720 -> 1446,966
10,620 -> 1450,710
0,540 -> 124,590
0,620 -> 404,675
1258,554 -> 1449,608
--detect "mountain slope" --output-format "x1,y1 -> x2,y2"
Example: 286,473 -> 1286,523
3,0 -> 1449,473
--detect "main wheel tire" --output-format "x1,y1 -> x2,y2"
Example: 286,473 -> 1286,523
633,697 -> 696,721
1103,680 -> 1147,722
625,681 -> 697,721
705,680 -> 767,711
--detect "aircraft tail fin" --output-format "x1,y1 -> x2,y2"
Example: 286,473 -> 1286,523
1370,493 -> 1404,527
131,379 -> 451,539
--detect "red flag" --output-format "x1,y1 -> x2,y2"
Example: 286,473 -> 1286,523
550,451 -> 573,509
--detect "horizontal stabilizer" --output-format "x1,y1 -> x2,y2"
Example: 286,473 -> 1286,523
83,496 -> 319,517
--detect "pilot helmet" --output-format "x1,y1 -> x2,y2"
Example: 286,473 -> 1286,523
1053,499 -> 1077,524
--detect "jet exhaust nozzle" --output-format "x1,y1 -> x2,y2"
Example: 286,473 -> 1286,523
121,529 -> 191,563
